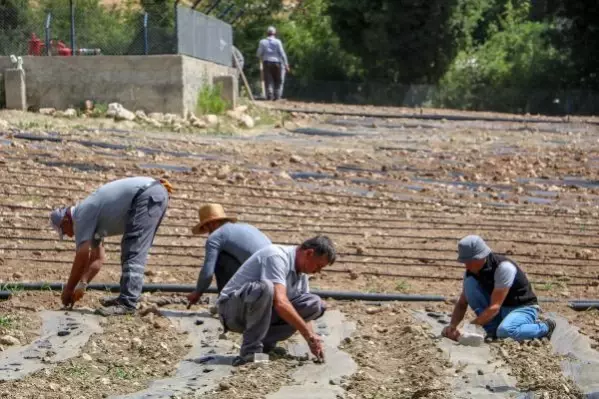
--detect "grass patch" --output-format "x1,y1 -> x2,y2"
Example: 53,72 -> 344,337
196,84 -> 228,115
89,103 -> 108,118
112,366 -> 139,380
1,283 -> 24,295
65,365 -> 89,377
0,316 -> 13,328
535,281 -> 565,291
395,280 -> 410,292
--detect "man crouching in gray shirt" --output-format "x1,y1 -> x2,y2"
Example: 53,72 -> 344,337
217,235 -> 335,366
50,177 -> 171,316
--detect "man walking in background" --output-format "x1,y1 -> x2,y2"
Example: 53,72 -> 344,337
186,203 -> 271,307
257,26 -> 290,101
50,177 -> 172,316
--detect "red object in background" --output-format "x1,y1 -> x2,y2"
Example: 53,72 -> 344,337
28,33 -> 44,56
52,40 -> 72,56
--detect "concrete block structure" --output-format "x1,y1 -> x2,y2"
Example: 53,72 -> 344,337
4,68 -> 27,111
212,75 -> 238,109
0,55 -> 237,115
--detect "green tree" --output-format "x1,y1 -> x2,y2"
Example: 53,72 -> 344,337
327,0 -> 485,84
435,0 -> 564,113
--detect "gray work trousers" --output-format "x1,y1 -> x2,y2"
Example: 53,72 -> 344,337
118,184 -> 168,308
263,61 -> 282,100
218,280 -> 325,356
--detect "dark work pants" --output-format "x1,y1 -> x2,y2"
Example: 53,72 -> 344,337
263,61 -> 282,101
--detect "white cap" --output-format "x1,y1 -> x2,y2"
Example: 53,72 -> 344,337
267,26 -> 276,35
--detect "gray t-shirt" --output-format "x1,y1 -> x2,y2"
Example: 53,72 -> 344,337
196,223 -> 272,293
218,245 -> 309,301
73,177 -> 155,248
464,261 -> 517,289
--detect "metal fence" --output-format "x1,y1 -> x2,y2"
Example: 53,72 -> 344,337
0,0 -> 238,58
176,5 -> 232,67
279,78 -> 599,116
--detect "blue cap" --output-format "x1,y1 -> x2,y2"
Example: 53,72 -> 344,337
457,235 -> 491,263
49,207 -> 68,240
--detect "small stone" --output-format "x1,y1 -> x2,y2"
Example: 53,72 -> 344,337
81,353 -> 92,361
290,155 -> 305,164
195,320 -> 205,326
57,330 -> 70,337
205,114 -> 219,126
39,107 -> 56,115
0,335 -> 20,346
218,333 -> 227,340
63,108 -> 77,118
365,307 -> 382,315
12,272 -> 23,279
49,382 -> 59,391
131,337 -> 143,349
160,342 -> 169,351
329,378 -> 342,385
477,369 -> 484,375
101,377 -> 110,385
218,382 -> 231,391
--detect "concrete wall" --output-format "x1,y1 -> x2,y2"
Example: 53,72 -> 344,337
181,55 -> 236,115
0,55 -> 236,115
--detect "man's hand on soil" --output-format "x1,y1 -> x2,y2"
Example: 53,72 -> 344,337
186,291 -> 202,309
61,289 -> 74,307
307,333 -> 325,362
442,326 -> 461,341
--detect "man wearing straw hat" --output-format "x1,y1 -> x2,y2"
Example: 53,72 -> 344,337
186,203 -> 271,307
442,235 -> 556,342
49,176 -> 172,316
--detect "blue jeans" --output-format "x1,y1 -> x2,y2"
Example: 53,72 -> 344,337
464,277 -> 548,341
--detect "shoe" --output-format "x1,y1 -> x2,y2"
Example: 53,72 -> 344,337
232,353 -> 256,367
99,296 -> 119,307
544,319 -> 557,339
95,304 -> 136,317
263,343 -> 287,357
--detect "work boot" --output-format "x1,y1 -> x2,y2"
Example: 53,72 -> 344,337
232,353 -> 257,367
95,304 -> 136,317
263,343 -> 287,357
99,296 -> 119,307
544,319 -> 557,339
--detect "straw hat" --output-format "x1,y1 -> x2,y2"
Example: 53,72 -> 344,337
192,204 -> 237,235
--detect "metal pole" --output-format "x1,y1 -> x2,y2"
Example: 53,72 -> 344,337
143,12 -> 149,55
174,0 -> 180,54
230,10 -> 245,25
69,0 -> 75,54
204,0 -> 222,15
217,4 -> 235,19
45,12 -> 52,56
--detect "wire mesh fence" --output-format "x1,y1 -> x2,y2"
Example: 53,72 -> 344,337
0,0 -> 176,57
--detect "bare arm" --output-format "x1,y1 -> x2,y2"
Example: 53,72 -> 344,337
471,287 -> 509,326
273,283 -> 311,338
273,283 -> 324,359
80,244 -> 105,284
449,291 -> 468,328
66,241 -> 91,291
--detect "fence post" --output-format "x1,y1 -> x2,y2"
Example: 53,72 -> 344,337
69,0 -> 76,54
174,0 -> 180,54
45,12 -> 52,56
143,12 -> 149,55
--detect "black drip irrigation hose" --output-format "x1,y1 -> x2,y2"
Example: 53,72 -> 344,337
0,283 -> 576,303
568,301 -> 599,311
2,282 -> 447,302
